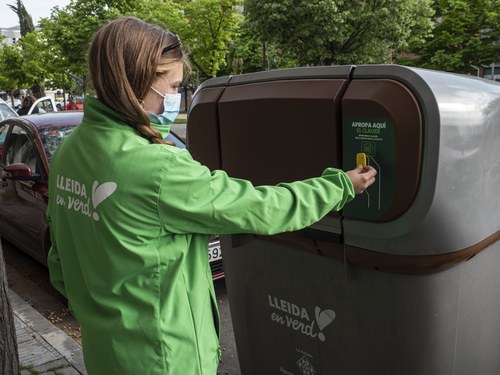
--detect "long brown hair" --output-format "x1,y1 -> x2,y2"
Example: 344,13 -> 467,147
22,95 -> 36,109
88,17 -> 189,144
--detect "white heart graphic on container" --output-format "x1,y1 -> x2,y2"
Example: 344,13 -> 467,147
315,307 -> 336,342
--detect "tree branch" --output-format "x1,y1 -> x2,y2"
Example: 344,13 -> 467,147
190,56 -> 210,80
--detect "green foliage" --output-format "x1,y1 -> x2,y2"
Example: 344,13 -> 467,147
408,0 -> 500,73
0,31 -> 54,96
5,0 -> 496,94
244,0 -> 434,66
38,0 -> 136,88
1,0 -> 244,91
17,32 -> 53,90
133,0 -> 186,33
36,0 -> 240,86
223,21 -> 263,74
7,0 -> 35,36
180,0 -> 243,78
222,20 -> 297,75
0,44 -> 24,92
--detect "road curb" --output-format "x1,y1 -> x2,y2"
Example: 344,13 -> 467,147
9,288 -> 87,374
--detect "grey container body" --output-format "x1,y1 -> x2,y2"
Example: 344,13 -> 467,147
222,235 -> 500,375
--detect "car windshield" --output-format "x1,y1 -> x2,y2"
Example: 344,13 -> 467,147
39,126 -> 77,163
0,102 -> 18,120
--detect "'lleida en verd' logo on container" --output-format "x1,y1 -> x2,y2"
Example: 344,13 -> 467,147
268,295 -> 336,342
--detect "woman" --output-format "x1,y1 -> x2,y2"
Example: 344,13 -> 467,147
47,17 -> 376,375
16,95 -> 36,115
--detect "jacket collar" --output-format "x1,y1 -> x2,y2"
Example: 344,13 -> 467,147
81,97 -> 171,139
82,97 -> 130,126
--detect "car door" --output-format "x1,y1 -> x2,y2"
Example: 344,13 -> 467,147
29,97 -> 57,114
0,123 -> 45,260
0,122 -> 12,230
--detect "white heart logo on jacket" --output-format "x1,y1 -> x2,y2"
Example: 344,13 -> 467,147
91,181 -> 117,221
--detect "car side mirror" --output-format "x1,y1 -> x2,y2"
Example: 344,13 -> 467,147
2,163 -> 40,181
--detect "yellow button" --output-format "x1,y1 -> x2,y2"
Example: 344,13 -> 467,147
356,152 -> 367,168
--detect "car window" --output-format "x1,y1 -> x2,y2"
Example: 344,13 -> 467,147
6,125 -> 39,174
38,126 -> 77,164
0,123 -> 10,163
32,99 -> 55,114
0,103 -> 18,120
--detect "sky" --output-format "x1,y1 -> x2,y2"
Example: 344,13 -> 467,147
0,0 -> 71,28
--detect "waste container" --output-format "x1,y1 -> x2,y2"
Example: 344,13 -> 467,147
187,65 -> 500,375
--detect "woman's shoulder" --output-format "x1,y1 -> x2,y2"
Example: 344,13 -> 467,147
154,142 -> 189,157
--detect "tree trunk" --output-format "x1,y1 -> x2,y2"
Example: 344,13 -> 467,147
8,90 -> 16,109
0,239 -> 20,375
31,85 -> 45,99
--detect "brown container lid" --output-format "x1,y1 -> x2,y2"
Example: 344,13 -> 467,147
217,79 -> 348,186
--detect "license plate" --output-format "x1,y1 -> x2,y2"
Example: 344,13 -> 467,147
208,242 -> 222,262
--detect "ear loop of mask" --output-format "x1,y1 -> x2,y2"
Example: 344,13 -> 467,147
150,86 -> 165,98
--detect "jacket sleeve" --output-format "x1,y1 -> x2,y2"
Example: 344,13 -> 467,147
46,217 -> 67,299
157,150 -> 355,235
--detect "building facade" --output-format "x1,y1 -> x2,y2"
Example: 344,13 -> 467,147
0,26 -> 21,46
479,62 -> 500,81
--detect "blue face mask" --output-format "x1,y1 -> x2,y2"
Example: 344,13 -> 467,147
150,86 -> 181,126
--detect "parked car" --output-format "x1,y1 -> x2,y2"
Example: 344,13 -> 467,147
0,93 -> 21,109
11,98 -> 22,110
56,96 -> 85,111
0,112 -> 224,280
55,100 -> 65,111
27,96 -> 58,115
0,98 -> 18,121
2,96 -> 58,117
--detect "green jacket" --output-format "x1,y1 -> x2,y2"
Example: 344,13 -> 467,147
47,97 -> 355,374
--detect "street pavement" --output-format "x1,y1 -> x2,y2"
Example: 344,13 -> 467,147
171,113 -> 187,141
9,288 -> 87,374
10,281 -> 240,375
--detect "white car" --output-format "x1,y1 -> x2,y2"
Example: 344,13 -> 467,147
0,98 -> 18,121
26,97 -> 58,115
2,97 -> 58,117
11,98 -> 22,110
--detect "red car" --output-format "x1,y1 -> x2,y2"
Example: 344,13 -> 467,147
0,112 -> 224,280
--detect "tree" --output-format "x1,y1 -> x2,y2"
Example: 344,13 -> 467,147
133,0 -> 185,33
222,20 -> 297,75
36,0 -> 242,87
180,0 -> 243,78
244,0 -> 434,66
17,31 -> 55,97
0,43 -> 25,107
6,0 -> 41,98
39,0 -> 129,91
39,0 -> 188,91
0,31 -> 54,98
7,0 -> 35,36
407,0 -> 500,74
133,0 -> 241,80
0,240 -> 20,375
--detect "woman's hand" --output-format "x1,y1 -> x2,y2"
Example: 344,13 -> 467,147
345,165 -> 377,194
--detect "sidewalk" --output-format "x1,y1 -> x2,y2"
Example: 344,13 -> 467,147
9,289 -> 87,375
